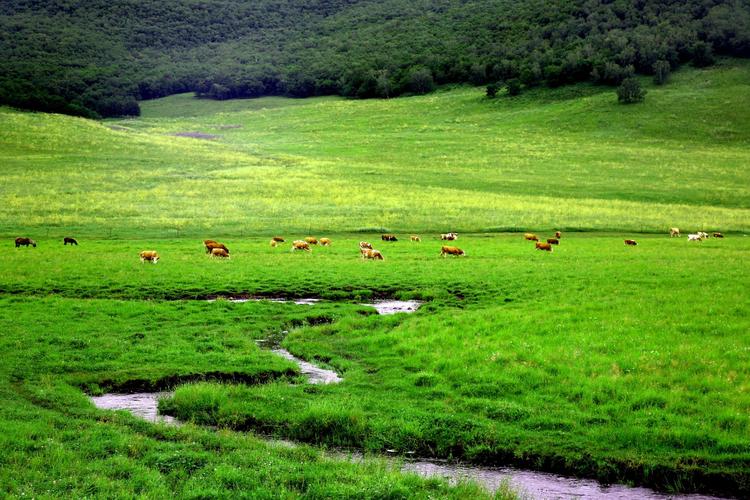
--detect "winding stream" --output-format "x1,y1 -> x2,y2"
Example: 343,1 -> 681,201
89,299 -> 727,499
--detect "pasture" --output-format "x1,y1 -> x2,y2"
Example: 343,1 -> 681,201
0,60 -> 748,497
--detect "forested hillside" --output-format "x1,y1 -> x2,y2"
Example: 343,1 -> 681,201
1,0 -> 749,117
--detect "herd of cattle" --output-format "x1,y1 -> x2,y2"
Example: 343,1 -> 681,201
12,228 -> 726,263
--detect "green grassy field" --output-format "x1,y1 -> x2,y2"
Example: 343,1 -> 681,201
0,60 -> 748,497
1,60 -> 749,238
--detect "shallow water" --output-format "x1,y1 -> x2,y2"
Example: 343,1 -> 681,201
363,300 -> 422,315
400,460 -> 725,500
89,393 -> 724,499
90,392 -> 177,425
270,348 -> 342,384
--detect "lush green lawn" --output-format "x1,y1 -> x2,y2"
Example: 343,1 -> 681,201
1,61 -> 749,238
0,233 -> 748,496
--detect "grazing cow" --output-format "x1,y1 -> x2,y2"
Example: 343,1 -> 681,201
320,238 -> 332,246
211,247 -> 230,258
547,238 -> 559,245
205,241 -> 229,254
697,232 -> 709,239
139,250 -> 159,263
63,237 -> 78,246
292,240 -> 311,252
410,235 -> 421,242
270,239 -> 278,247
688,234 -> 703,242
272,236 -> 285,243
524,233 -> 539,242
669,227 -> 680,238
624,239 -> 638,246
359,241 -> 373,250
440,232 -> 458,241
555,231 -> 562,239
305,237 -> 319,245
15,237 -> 36,248
535,242 -> 553,252
361,248 -> 384,260
381,234 -> 398,241
713,232 -> 724,238
440,245 -> 465,257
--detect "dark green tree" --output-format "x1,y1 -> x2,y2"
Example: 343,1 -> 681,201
617,78 -> 646,104
653,60 -> 670,85
506,79 -> 521,96
485,83 -> 499,98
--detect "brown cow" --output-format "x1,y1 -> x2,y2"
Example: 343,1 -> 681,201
320,238 -> 332,246
555,231 -> 562,239
204,240 -> 229,254
361,248 -> 384,260
15,237 -> 36,248
205,241 -> 229,255
440,246 -> 465,257
410,235 -> 421,242
211,247 -> 230,258
524,233 -> 539,241
381,234 -> 398,241
359,241 -> 373,250
535,242 -> 553,252
713,232 -> 724,238
140,250 -> 159,263
63,237 -> 78,246
624,239 -> 638,246
440,232 -> 458,241
547,238 -> 559,245
272,236 -> 285,242
292,240 -> 311,252
305,237 -> 319,245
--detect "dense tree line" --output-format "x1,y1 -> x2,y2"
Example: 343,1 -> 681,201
1,0 -> 749,117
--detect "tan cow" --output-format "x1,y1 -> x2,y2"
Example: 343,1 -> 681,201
292,240 -> 311,252
140,250 -> 159,263
440,246 -> 465,257
320,238 -> 332,246
524,233 -> 539,241
669,227 -> 680,238
359,241 -> 373,250
305,237 -> 319,245
361,248 -> 384,260
211,248 -> 230,258
270,239 -> 278,247
410,235 -> 421,242
535,242 -> 553,252
624,239 -> 638,246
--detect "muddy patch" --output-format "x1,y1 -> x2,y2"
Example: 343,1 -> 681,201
172,131 -> 221,140
216,124 -> 243,130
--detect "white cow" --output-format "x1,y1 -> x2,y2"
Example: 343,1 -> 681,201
688,234 -> 703,242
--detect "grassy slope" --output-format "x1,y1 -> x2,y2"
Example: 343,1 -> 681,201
0,61 -> 749,237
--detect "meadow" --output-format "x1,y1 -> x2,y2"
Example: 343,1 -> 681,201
0,61 -> 748,498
